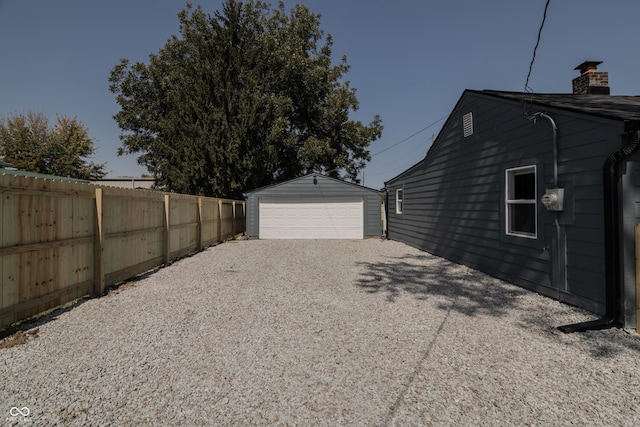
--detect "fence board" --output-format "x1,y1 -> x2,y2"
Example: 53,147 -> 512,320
1,254 -> 17,308
169,195 -> 199,258
1,174 -> 245,330
220,201 -> 234,240
200,198 -> 220,247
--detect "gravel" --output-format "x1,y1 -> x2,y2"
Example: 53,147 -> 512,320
1,239 -> 640,426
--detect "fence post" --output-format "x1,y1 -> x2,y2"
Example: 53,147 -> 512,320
217,199 -> 222,243
232,201 -> 236,239
164,194 -> 171,265
94,188 -> 105,295
197,197 -> 203,251
241,202 -> 246,233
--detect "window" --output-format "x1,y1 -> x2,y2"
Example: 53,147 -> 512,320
506,166 -> 536,238
396,188 -> 403,214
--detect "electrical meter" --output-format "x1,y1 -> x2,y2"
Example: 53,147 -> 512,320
541,188 -> 564,211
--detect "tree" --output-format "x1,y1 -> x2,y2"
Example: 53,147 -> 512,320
109,0 -> 382,198
0,111 -> 106,179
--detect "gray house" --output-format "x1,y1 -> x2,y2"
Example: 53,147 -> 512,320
386,62 -> 640,330
244,174 -> 382,239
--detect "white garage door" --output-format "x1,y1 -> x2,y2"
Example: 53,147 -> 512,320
259,197 -> 364,239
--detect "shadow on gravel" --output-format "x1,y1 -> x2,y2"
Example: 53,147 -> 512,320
518,312 -> 640,359
1,267 -> 158,343
356,253 -> 640,359
355,253 -> 525,319
0,297 -> 89,342
572,330 -> 640,359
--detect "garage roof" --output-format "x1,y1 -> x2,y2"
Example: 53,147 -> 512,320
244,173 -> 382,197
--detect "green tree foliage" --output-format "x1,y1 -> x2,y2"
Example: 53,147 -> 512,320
109,0 -> 382,198
0,111 -> 106,180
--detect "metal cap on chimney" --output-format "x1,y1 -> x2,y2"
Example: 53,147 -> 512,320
572,61 -> 609,95
574,61 -> 603,75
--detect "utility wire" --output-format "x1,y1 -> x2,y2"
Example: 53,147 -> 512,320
370,115 -> 448,158
366,144 -> 429,177
522,0 -> 551,117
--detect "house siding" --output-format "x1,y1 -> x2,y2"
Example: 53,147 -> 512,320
387,91 -> 627,316
245,174 -> 382,238
621,154 -> 640,327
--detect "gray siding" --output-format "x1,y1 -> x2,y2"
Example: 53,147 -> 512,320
245,174 -> 382,238
387,91 -> 626,315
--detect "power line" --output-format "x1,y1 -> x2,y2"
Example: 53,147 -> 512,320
522,0 -> 551,117
370,115 -> 448,158
366,144 -> 430,177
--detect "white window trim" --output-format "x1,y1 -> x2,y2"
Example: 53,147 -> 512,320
505,165 -> 537,239
396,188 -> 403,214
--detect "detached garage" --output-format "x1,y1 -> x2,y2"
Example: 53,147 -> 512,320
244,174 -> 382,239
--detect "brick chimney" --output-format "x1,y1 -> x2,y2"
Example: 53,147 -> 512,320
572,61 -> 610,95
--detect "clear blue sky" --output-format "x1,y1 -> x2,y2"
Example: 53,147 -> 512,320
2,0 -> 639,190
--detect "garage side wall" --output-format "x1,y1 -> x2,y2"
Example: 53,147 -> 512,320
245,175 -> 382,238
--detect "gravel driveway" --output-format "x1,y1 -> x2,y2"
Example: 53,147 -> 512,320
1,239 -> 640,426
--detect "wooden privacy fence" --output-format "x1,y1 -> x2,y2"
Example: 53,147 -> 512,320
0,173 -> 245,330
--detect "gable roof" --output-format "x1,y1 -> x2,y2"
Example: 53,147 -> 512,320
385,89 -> 640,186
476,90 -> 640,123
244,173 -> 381,197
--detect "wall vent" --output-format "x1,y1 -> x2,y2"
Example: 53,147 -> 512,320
463,112 -> 473,137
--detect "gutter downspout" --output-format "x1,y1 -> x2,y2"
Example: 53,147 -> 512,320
558,128 -> 640,333
531,112 -> 563,300
532,113 -> 558,186
383,183 -> 389,239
